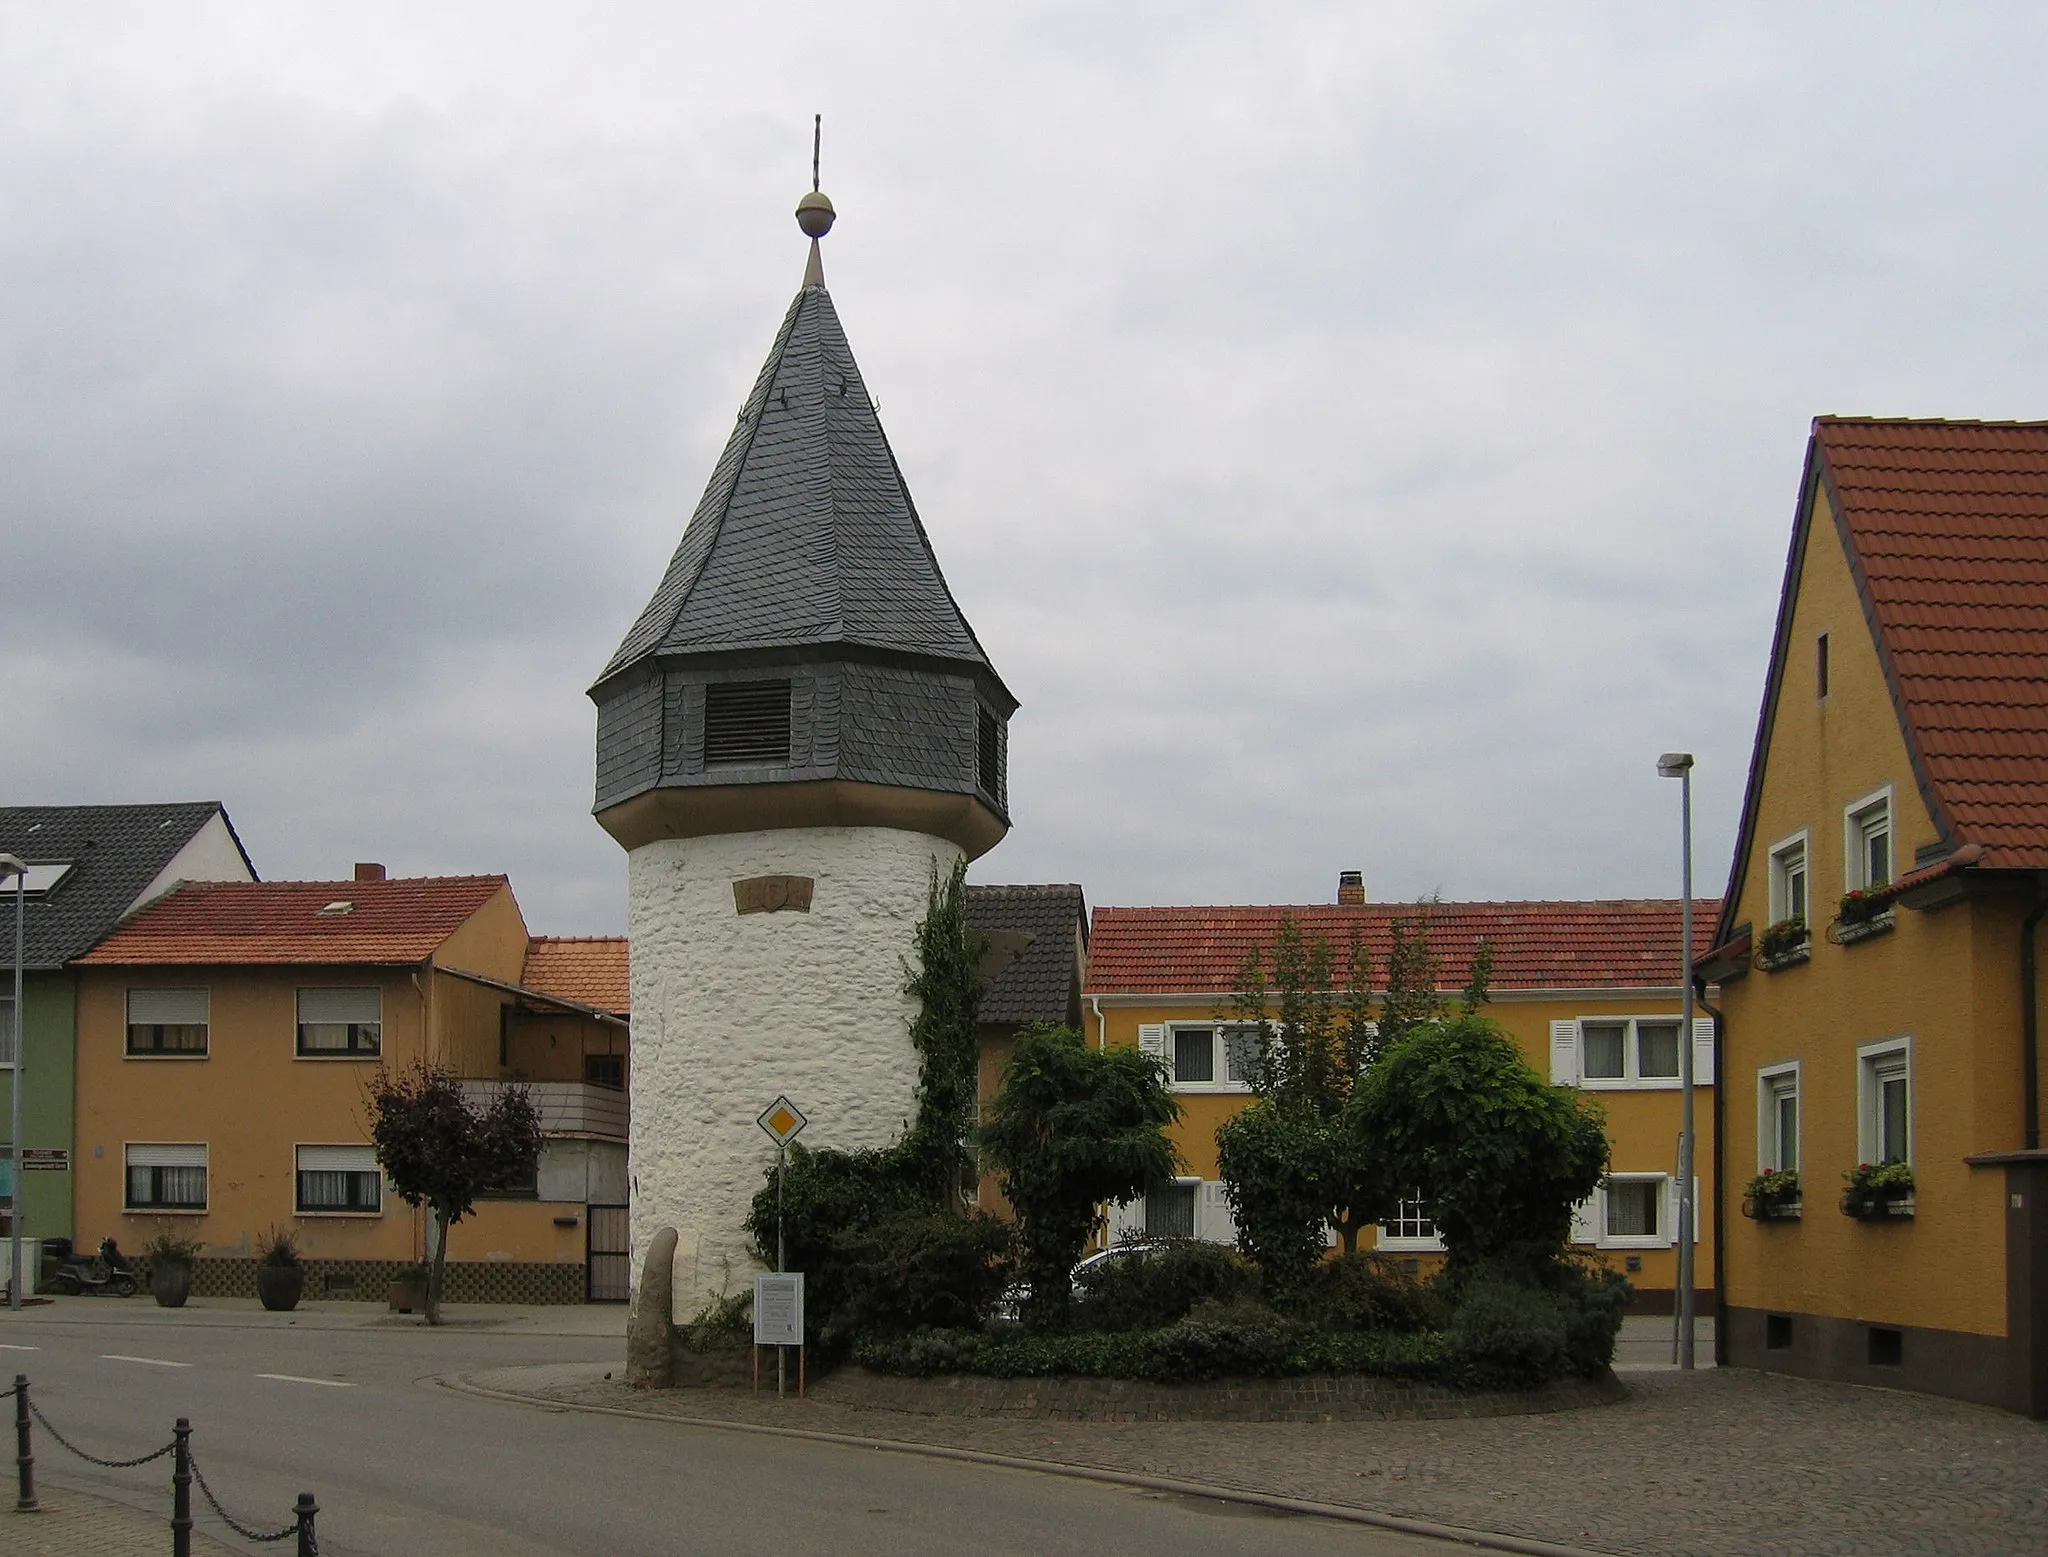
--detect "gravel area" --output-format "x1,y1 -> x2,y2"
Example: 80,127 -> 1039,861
464,1362 -> 2048,1556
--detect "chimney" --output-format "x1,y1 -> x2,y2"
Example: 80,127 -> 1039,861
1337,870 -> 1366,906
354,862 -> 387,883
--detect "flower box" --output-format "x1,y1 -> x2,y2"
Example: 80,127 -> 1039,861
1755,917 -> 1811,970
1841,1162 -> 1916,1221
1829,910 -> 1895,946
1756,944 -> 1812,972
1743,1196 -> 1802,1221
1842,1193 -> 1915,1221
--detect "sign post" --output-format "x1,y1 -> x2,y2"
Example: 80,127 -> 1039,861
755,1097 -> 809,1397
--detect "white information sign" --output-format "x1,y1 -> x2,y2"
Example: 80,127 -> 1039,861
753,1272 -> 805,1347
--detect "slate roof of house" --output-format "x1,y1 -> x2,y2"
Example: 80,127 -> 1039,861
0,803 -> 250,969
1085,902 -> 1721,996
523,937 -> 630,1017
597,274 -> 1007,700
967,884 -> 1087,1027
75,876 -> 509,966
1818,418 -> 2048,869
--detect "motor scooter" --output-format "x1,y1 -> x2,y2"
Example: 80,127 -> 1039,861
53,1236 -> 139,1297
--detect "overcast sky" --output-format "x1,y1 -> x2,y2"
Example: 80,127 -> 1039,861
4,4 -> 2044,934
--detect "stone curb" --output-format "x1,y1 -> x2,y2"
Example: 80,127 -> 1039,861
439,1372 -> 1613,1557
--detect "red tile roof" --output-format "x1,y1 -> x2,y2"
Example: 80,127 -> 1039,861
523,937 -> 630,1016
75,877 -> 510,966
1086,901 -> 1721,996
1816,418 -> 2048,869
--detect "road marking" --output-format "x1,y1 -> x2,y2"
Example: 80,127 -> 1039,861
100,1354 -> 191,1368
0,1343 -> 39,1351
254,1373 -> 353,1388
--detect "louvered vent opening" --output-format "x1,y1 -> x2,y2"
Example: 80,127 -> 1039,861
977,706 -> 1003,803
705,680 -> 793,766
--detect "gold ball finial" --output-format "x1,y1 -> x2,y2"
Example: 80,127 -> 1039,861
796,190 -> 836,239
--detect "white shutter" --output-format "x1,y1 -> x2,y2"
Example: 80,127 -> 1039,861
298,988 -> 380,1024
128,989 -> 208,1025
296,1145 -> 377,1174
1137,1024 -> 1168,1081
1107,1194 -> 1145,1243
1199,1180 -> 1238,1247
1550,1020 -> 1579,1085
1692,1018 -> 1716,1085
126,1143 -> 206,1168
1570,1193 -> 1599,1245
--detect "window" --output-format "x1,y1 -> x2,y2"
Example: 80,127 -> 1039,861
704,680 -> 792,765
1144,1181 -> 1197,1239
1816,632 -> 1830,699
297,987 -> 381,1057
584,1053 -> 625,1089
976,706 -> 1003,804
126,1144 -> 207,1210
1577,1018 -> 1686,1088
1859,1038 -> 1911,1164
127,989 -> 208,1057
1768,833 -> 1809,924
295,1145 -> 382,1214
1378,1194 -> 1444,1252
1162,1024 -> 1259,1091
1845,789 -> 1893,892
1602,1175 -> 1667,1246
1760,1064 -> 1800,1174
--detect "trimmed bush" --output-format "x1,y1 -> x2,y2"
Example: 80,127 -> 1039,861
832,1210 -> 1014,1339
1546,1254 -> 1634,1377
1444,1279 -> 1570,1389
1298,1251 -> 1441,1334
1072,1241 -> 1259,1332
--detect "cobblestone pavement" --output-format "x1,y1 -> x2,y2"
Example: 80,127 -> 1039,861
7,1483 -> 236,1554
465,1363 -> 2048,1557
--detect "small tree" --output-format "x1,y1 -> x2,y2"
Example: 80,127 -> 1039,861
898,857 -> 988,1207
975,1023 -> 1180,1326
1350,1014 -> 1608,1281
367,1062 -> 542,1324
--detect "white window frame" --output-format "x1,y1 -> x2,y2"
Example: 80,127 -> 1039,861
1163,1023 -> 1257,1094
123,1143 -> 208,1214
1767,829 -> 1810,925
295,986 -> 383,1059
294,1143 -> 384,1216
1757,1061 -> 1801,1175
1575,1016 -> 1687,1090
1141,1176 -> 1202,1239
1857,1035 -> 1913,1165
1843,786 -> 1895,894
125,987 -> 210,1059
1376,1193 -> 1445,1253
1596,1172 -> 1673,1250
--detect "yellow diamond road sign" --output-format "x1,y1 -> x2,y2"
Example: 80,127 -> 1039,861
758,1096 -> 808,1146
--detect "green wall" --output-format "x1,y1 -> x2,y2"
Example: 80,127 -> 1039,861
0,971 -> 75,1241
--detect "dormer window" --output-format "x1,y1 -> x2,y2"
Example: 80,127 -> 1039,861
705,680 -> 792,766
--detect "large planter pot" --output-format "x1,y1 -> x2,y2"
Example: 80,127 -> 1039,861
150,1261 -> 193,1308
255,1263 -> 305,1312
388,1274 -> 429,1314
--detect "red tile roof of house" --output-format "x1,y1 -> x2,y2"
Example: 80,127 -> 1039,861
523,937 -> 630,1016
75,876 -> 510,965
1086,901 -> 1721,996
1815,418 -> 2048,870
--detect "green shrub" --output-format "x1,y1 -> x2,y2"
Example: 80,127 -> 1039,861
1546,1255 -> 1633,1377
743,1143 -> 929,1338
1072,1241 -> 1259,1332
1444,1278 -> 1570,1388
1299,1251 -> 1440,1333
832,1210 -> 1014,1339
679,1288 -> 753,1352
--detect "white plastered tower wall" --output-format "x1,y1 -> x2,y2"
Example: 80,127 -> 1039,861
628,826 -> 964,1313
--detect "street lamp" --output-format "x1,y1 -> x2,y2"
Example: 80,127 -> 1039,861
1654,754 -> 1696,1370
0,854 -> 25,1312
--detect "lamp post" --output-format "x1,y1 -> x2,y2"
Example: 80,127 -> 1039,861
1654,755 -> 1696,1370
0,855 -> 25,1312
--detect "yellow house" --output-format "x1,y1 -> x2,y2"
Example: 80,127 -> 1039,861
73,866 -> 632,1303
1700,417 -> 2048,1414
1085,883 -> 1719,1311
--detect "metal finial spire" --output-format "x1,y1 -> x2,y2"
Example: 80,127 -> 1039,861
795,113 -> 835,287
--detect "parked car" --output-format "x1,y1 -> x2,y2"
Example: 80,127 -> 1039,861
994,1238 -> 1166,1322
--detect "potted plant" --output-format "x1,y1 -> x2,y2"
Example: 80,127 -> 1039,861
387,1262 -> 430,1314
254,1227 -> 306,1311
1741,1168 -> 1802,1220
1756,915 -> 1811,968
1841,1161 -> 1915,1220
1830,888 -> 1895,944
142,1227 -> 204,1307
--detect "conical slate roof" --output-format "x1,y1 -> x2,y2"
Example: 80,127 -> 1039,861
599,280 -> 1006,697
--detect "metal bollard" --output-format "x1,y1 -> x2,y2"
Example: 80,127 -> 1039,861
171,1417 -> 192,1557
295,1491 -> 320,1555
13,1373 -> 35,1512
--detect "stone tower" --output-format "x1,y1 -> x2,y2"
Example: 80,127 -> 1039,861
591,183 -> 1015,1311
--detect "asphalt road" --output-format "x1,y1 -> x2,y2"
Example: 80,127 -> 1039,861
0,1300 -> 1455,1556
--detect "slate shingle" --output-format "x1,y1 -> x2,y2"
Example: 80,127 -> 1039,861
968,884 -> 1087,1028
